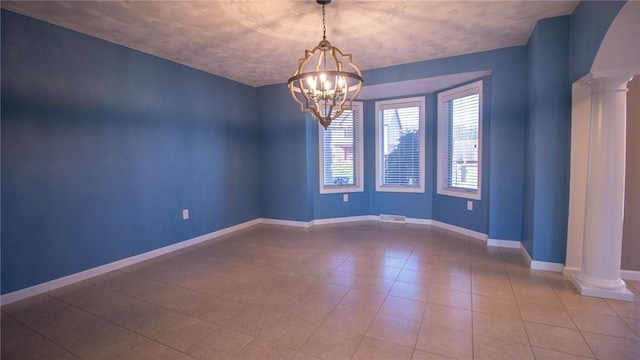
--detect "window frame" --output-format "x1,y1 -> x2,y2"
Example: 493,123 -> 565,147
375,96 -> 426,193
318,102 -> 364,194
436,80 -> 483,200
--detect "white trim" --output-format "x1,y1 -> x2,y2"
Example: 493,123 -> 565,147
405,218 -> 433,226
375,96 -> 426,193
0,219 -> 261,306
436,80 -> 483,201
319,102 -> 364,194
621,270 -> 640,281
259,218 -> 310,228
520,245 -> 565,272
431,220 -> 487,241
563,267 -> 581,277
311,215 -> 376,226
487,238 -> 521,248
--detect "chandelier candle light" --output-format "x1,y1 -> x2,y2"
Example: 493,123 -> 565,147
288,0 -> 364,129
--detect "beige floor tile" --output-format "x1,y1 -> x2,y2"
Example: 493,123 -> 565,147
224,306 -> 281,336
471,278 -> 515,300
428,287 -> 472,310
112,340 -> 178,360
230,338 -> 295,360
300,325 -> 362,360
285,296 -> 337,323
80,290 -> 185,336
1,327 -> 69,360
389,281 -> 431,302
305,282 -> 351,303
473,335 -> 534,360
151,316 -> 217,351
379,295 -> 427,321
411,349 -> 457,360
569,310 -> 638,339
322,304 -> 376,335
582,331 -> 640,360
366,313 -> 421,347
472,293 -> 520,318
6,223 -> 640,360
352,275 -> 395,294
559,293 -> 617,316
340,288 -> 387,312
472,312 -> 529,345
518,301 -> 576,329
605,298 -> 640,320
524,322 -> 594,358
291,352 -> 324,360
46,281 -> 112,307
623,317 -> 640,337
258,315 -> 319,350
351,336 -> 413,360
416,323 -> 473,360
422,303 -> 472,332
185,327 -> 253,360
531,347 -> 595,359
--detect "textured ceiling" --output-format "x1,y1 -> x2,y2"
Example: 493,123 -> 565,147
1,1 -> 578,87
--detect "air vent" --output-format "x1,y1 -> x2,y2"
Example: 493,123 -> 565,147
379,214 -> 406,223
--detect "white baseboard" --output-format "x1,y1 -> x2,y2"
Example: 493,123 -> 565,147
621,270 -> 640,281
431,220 -> 488,241
0,219 -> 261,306
259,218 -> 310,228
563,267 -> 581,276
487,238 -> 521,248
311,215 -> 376,226
405,218 -> 433,226
520,245 -> 565,272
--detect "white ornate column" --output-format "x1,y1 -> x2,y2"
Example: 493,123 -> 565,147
571,75 -> 634,301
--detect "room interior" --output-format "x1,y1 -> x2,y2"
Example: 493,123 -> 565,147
2,1 -> 640,359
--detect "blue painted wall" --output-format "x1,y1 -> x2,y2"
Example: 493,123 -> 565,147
569,1 -> 625,82
256,84 -> 312,222
1,10 -> 260,294
523,16 -> 571,263
259,48 -> 527,238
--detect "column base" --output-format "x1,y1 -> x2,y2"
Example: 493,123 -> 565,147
571,273 -> 634,301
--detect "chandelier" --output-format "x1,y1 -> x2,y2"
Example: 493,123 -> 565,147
288,0 -> 363,129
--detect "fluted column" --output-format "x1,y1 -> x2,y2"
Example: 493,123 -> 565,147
571,75 -> 634,301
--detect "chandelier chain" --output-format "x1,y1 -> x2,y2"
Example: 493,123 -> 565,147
322,5 -> 326,40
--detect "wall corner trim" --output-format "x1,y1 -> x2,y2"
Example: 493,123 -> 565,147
520,245 -> 565,272
487,238 -> 521,248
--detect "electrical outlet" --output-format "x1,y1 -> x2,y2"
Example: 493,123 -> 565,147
467,201 -> 473,211
182,209 -> 189,220
343,194 -> 349,202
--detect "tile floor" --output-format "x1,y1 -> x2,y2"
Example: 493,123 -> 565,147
2,222 -> 639,360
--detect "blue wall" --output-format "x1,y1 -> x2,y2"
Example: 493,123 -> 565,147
259,48 -> 527,238
569,1 -> 626,82
523,16 -> 571,263
1,10 -> 260,294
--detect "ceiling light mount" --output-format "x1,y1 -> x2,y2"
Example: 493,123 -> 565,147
288,0 -> 363,129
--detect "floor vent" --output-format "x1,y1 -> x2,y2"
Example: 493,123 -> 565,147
379,214 -> 406,223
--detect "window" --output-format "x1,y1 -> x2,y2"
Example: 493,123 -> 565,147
437,81 -> 483,199
375,97 -> 425,192
319,102 -> 363,194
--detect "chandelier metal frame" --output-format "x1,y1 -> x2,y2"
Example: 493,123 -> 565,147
287,0 -> 364,129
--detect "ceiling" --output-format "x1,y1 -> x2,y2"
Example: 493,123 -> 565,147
1,1 -> 578,87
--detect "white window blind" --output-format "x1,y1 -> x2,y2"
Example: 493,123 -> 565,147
375,97 -> 425,193
319,103 -> 363,194
437,81 -> 482,199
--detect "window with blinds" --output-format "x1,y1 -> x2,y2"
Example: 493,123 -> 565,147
319,102 -> 364,194
375,97 -> 425,193
437,81 -> 483,200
